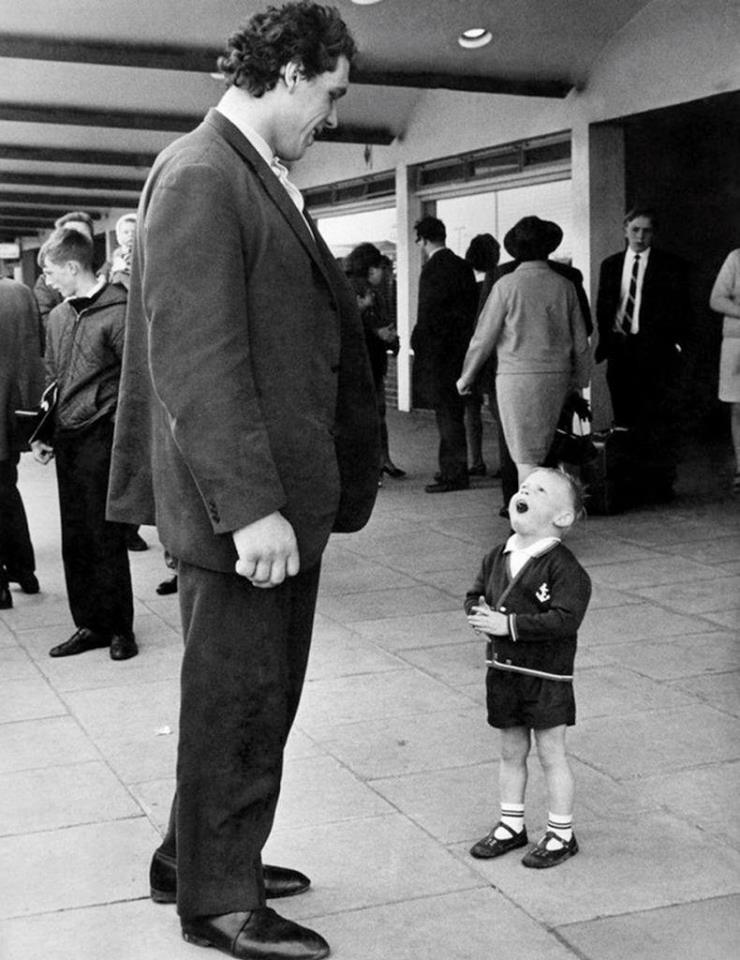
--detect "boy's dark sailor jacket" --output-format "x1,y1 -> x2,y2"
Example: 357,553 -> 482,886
464,541 -> 591,681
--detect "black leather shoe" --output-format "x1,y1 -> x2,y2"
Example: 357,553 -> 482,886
110,633 -> 138,661
0,582 -> 12,610
381,462 -> 406,479
126,532 -> 148,551
49,628 -> 109,658
150,849 -> 311,904
468,463 -> 487,477
425,480 -> 469,493
181,908 -> 329,960
470,822 -> 528,859
156,574 -> 178,595
521,831 -> 579,869
7,572 -> 40,594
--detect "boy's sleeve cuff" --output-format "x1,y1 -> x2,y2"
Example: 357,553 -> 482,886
508,614 -> 518,642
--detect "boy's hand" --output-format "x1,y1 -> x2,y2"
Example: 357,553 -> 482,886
467,595 -> 509,636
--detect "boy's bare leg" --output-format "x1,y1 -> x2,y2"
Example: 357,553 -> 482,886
499,725 -> 531,804
534,724 -> 574,815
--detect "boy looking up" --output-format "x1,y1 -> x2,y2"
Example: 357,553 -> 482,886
464,468 -> 591,867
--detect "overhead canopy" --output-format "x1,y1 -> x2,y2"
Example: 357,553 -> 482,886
0,0 -> 655,239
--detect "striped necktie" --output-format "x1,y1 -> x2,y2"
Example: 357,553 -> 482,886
621,253 -> 640,334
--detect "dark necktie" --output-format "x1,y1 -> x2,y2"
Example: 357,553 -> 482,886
621,254 -> 640,333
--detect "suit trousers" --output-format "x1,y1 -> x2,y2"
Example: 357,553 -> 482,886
54,418 -> 133,636
0,454 -> 36,580
159,559 -> 321,918
434,394 -> 469,485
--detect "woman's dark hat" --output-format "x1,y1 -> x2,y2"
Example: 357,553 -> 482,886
503,216 -> 563,261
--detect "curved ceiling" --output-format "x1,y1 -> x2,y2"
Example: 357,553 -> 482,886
0,0 -> 654,240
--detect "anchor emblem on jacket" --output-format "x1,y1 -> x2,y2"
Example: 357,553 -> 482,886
535,582 -> 550,604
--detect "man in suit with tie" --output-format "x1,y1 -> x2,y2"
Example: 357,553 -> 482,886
107,4 -> 379,958
595,207 -> 691,502
411,216 -> 479,492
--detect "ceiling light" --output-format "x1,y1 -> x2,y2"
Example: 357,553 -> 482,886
458,28 -> 492,50
350,0 -> 385,5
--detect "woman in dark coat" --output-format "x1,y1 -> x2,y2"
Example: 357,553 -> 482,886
345,243 -> 405,480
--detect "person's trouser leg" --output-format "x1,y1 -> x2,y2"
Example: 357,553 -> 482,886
170,560 -> 321,918
0,455 -> 35,579
435,397 -> 468,485
54,420 -> 133,636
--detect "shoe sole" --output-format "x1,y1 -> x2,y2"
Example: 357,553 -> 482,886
181,930 -> 329,959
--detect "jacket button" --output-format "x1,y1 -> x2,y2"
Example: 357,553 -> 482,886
505,659 -> 512,665
500,606 -> 506,612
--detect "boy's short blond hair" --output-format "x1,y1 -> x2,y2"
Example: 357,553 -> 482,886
534,467 -> 586,524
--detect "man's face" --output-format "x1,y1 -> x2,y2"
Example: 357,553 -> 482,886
624,216 -> 654,253
275,55 -> 350,161
42,258 -> 76,297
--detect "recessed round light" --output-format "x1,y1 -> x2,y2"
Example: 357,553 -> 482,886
350,0 -> 385,5
458,28 -> 492,50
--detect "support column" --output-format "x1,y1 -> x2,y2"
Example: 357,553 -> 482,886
394,162 -> 421,411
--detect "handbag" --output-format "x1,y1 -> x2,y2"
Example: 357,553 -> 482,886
547,395 -> 599,466
14,381 -> 58,445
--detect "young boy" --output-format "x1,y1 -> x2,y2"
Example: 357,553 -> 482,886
464,467 -> 591,868
32,227 -> 136,661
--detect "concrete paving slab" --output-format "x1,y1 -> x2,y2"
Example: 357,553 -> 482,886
0,817 -> 160,919
317,583 -> 458,623
318,553 -> 420,594
0,716 -> 101,775
630,761 -> 740,847
660,537 -> 740,564
97,731 -> 178,785
572,705 -> 740,779
558,894 -> 740,960
670,670 -> 740,716
63,679 -> 180,744
0,676 -> 67,723
351,609 -> 472,651
313,887 -> 579,960
34,643 -> 184,693
305,626 -> 406,682
0,897 -> 195,960
455,812 -> 740,926
296,668 -> 473,735
395,637 -> 485,687
587,581 -> 646,608
594,631 -> 739,680
635,575 -> 740,614
0,645 -> 38,680
262,813 -> 483,920
579,604 -> 717,645
129,777 -> 173,833
311,708 -> 494,779
0,761 -> 141,836
701,608 -> 740,630
575,664 -> 700,718
588,555 -> 719,590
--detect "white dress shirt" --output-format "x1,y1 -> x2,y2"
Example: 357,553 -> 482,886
504,535 -> 561,578
616,246 -> 651,334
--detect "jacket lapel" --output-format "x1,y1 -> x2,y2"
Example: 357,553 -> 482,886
204,110 -> 338,295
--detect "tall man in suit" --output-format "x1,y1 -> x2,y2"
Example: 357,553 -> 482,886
411,216 -> 479,492
107,4 -> 379,959
0,262 -> 44,607
595,207 -> 691,501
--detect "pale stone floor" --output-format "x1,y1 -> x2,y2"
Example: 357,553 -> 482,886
1,408 -> 739,960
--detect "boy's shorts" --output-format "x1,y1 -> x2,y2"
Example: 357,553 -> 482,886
486,668 -> 576,729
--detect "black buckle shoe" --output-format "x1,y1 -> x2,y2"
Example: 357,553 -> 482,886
521,831 -> 579,868
470,822 -> 528,859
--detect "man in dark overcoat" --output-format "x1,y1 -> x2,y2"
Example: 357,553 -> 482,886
411,216 -> 479,492
595,207 -> 691,501
107,4 -> 379,959
0,263 -> 44,606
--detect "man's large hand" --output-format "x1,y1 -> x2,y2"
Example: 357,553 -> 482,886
232,512 -> 300,588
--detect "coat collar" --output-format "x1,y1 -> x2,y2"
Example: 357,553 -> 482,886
202,109 -> 338,294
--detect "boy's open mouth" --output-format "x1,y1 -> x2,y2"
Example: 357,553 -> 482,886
515,499 -> 529,514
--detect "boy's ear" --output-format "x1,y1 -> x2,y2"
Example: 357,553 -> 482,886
553,508 -> 575,530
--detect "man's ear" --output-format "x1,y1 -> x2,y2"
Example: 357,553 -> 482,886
283,60 -> 303,91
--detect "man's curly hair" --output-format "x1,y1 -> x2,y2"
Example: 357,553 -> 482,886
217,2 -> 357,96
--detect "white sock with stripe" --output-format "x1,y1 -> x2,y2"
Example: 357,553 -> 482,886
546,812 -> 573,849
494,803 -> 525,839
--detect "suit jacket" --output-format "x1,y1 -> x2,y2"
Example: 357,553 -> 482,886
0,279 -> 44,460
595,247 -> 690,365
108,109 -> 380,573
411,248 -> 478,406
